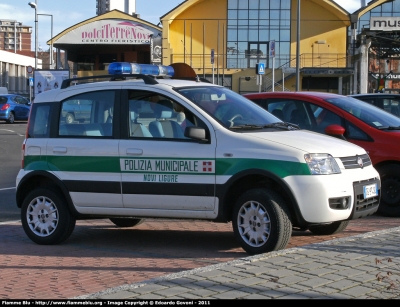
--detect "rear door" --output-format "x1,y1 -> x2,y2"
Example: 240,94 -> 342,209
46,89 -> 123,209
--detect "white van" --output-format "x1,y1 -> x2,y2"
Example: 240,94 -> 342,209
0,87 -> 8,94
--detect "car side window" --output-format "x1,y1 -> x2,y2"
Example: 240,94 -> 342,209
264,98 -> 313,130
263,98 -> 345,134
311,105 -> 343,134
59,91 -> 115,137
127,90 -> 203,140
384,98 -> 400,116
13,96 -> 25,104
28,103 -> 51,138
346,121 -> 370,141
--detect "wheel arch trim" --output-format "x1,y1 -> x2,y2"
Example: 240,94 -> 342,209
16,170 -> 80,216
216,168 -> 308,226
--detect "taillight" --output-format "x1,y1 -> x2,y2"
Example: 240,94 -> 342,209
0,103 -> 10,111
25,106 -> 32,139
21,141 -> 26,169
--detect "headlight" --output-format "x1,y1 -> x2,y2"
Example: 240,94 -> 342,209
304,154 -> 341,175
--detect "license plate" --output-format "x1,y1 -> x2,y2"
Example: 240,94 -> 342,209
363,183 -> 378,199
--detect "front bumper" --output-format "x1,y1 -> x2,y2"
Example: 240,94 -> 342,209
284,165 -> 380,223
350,178 -> 380,219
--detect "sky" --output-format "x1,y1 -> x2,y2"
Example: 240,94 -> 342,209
0,0 -> 362,51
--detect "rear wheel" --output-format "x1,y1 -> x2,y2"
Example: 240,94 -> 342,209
21,188 -> 76,245
232,188 -> 292,255
377,164 -> 400,217
6,112 -> 15,124
109,218 -> 144,227
308,220 -> 349,235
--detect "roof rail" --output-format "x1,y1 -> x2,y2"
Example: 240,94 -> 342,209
60,74 -> 159,89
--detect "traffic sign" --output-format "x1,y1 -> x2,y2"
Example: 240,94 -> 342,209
27,66 -> 34,74
269,40 -> 275,58
29,77 -> 34,87
255,63 -> 265,75
211,49 -> 215,64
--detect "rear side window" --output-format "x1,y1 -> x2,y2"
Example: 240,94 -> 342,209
28,103 -> 52,138
59,91 -> 115,137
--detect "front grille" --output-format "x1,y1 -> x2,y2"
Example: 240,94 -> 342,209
339,154 -> 372,169
351,178 -> 380,219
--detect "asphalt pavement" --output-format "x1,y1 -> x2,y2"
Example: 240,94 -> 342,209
75,226 -> 400,300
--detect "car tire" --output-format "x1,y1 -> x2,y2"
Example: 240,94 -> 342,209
6,112 -> 15,124
232,188 -> 292,255
109,218 -> 144,227
65,113 -> 75,124
377,164 -> 400,217
21,188 -> 76,245
308,220 -> 349,235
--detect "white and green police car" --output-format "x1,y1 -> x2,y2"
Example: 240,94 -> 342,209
16,63 -> 380,255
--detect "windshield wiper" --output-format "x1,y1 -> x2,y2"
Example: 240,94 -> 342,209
229,124 -> 263,130
229,122 -> 300,131
262,122 -> 300,130
376,126 -> 400,130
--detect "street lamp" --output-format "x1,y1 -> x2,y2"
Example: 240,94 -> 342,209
28,2 -> 38,70
38,13 -> 53,69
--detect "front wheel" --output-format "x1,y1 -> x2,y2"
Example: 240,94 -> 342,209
308,220 -> 349,235
232,188 -> 292,255
377,164 -> 400,217
21,188 -> 76,245
109,218 -> 144,227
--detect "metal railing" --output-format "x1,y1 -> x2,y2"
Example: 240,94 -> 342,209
170,53 -> 349,71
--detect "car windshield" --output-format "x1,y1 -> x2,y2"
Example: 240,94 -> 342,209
325,96 -> 400,129
175,86 -> 285,129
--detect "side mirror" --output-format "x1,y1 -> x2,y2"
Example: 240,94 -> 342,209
184,126 -> 208,142
325,124 -> 346,141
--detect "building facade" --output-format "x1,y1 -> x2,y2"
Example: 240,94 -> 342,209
0,50 -> 36,96
49,10 -> 162,77
40,0 -> 400,94
0,20 -> 32,56
96,0 -> 136,16
160,0 -> 357,93
352,0 -> 400,93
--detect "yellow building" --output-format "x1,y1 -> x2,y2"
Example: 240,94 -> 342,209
160,0 -> 392,93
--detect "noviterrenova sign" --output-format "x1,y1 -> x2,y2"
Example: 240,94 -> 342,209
370,17 -> 400,31
56,19 -> 155,45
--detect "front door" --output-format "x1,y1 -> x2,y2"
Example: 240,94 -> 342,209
119,88 -> 217,218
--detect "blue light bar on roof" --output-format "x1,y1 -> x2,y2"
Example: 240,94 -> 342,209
108,62 -> 174,77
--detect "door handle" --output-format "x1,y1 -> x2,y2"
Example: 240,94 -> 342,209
126,148 -> 143,155
53,147 -> 67,153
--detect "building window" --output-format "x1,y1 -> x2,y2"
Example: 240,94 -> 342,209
227,0 -> 291,69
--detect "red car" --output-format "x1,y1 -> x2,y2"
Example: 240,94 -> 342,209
243,91 -> 400,217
